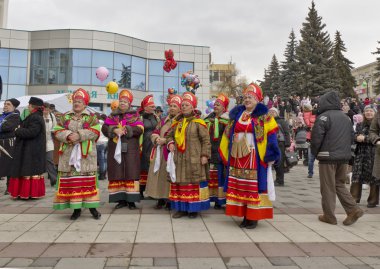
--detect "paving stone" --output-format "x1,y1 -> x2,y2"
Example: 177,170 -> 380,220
335,257 -> 365,266
243,257 -> 272,268
357,256 -> 380,265
154,257 -> 178,266
223,257 -> 250,267
268,256 -> 296,266
0,258 -> 11,267
257,242 -> 307,257
346,265 -> 374,269
132,243 -> 176,257
31,257 -> 60,267
217,243 -> 264,257
178,257 -> 227,269
0,242 -> 50,257
292,257 -> 347,269
106,257 -> 131,267
87,243 -> 133,257
296,242 -> 351,257
6,257 -> 34,267
130,257 -> 154,266
337,242 -> 380,256
55,257 -> 106,269
129,267 -> 177,269
41,243 -> 91,257
176,243 -> 220,258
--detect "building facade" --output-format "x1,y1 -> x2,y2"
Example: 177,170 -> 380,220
351,61 -> 378,99
0,0 -> 8,29
0,28 -> 210,112
209,63 -> 236,97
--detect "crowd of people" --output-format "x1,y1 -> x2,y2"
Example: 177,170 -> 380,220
0,85 -> 379,229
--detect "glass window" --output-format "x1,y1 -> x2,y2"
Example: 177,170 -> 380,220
58,49 -> 70,84
0,49 -> 9,66
131,73 -> 146,91
149,75 -> 163,92
91,68 -> 113,86
114,53 -> 131,71
114,67 -> 131,88
164,63 -> 178,77
8,67 -> 27,84
72,49 -> 92,67
132,56 -> 146,74
0,67 -> 8,84
92,50 -> 113,69
9,49 -> 28,67
31,67 -> 47,85
178,62 -> 194,76
7,85 -> 26,99
151,92 -> 164,108
164,76 -> 178,91
148,60 -> 163,76
0,84 -> 7,100
72,67 -> 92,85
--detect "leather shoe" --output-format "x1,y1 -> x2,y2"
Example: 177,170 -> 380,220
128,202 -> 137,210
343,208 -> 364,226
214,204 -> 222,210
89,208 -> 101,220
239,217 -> 247,228
318,215 -> 337,225
172,211 -> 188,219
188,212 -> 198,219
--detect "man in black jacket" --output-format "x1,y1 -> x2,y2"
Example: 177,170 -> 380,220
269,107 -> 291,186
311,91 -> 363,226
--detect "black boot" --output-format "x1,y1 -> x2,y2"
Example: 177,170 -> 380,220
154,199 -> 165,209
239,217 -> 247,228
98,172 -> 105,180
115,200 -> 128,209
128,202 -> 137,210
214,203 -> 222,209
70,209 -> 81,220
245,220 -> 258,229
140,191 -> 145,199
188,212 -> 198,219
89,208 -> 101,220
164,201 -> 171,211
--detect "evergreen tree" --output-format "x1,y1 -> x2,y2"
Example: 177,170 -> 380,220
296,1 -> 337,97
280,29 -> 300,97
259,68 -> 271,94
332,31 -> 356,97
373,41 -> 380,94
268,54 -> 281,97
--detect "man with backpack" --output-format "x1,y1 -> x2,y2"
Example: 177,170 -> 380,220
269,108 -> 291,186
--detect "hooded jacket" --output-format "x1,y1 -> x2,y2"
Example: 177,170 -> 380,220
311,91 -> 352,163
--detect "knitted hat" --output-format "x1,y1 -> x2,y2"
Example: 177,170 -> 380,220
28,97 -> 44,107
364,104 -> 377,113
6,98 -> 20,108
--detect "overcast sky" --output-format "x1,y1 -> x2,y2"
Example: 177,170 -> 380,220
7,0 -> 380,83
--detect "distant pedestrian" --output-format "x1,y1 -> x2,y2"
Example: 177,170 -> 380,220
43,102 -> 58,187
311,91 -> 364,226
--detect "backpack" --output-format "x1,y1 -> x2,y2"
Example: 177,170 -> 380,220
295,128 -> 307,144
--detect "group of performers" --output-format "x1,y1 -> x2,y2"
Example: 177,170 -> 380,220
2,82 -> 280,228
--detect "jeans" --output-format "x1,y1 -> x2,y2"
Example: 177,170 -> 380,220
308,148 -> 316,176
96,143 -> 108,174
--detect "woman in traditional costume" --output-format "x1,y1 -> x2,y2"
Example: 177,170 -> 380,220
139,95 -> 159,198
53,89 -> 101,220
102,90 -> 144,209
167,92 -> 211,218
8,97 -> 46,199
146,94 -> 182,209
219,83 -> 280,229
204,94 -> 229,209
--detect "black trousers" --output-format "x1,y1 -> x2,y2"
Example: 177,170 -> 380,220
275,142 -> 285,183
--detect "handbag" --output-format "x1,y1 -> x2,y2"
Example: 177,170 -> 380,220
285,151 -> 298,167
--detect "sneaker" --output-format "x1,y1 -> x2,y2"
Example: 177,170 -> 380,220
343,208 -> 364,226
318,215 -> 337,225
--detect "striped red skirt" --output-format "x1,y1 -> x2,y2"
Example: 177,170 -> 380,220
8,175 -> 45,199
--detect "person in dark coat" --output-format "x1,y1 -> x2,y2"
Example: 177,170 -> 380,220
102,90 -> 144,209
8,97 -> 46,199
139,95 -> 159,198
0,98 -> 21,194
350,105 -> 379,208
269,107 -> 291,186
311,91 -> 363,226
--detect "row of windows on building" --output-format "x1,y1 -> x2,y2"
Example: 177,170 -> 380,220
0,48 -> 194,99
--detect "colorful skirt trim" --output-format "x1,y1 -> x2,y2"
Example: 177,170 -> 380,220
208,163 -> 226,205
8,175 -> 45,199
108,179 -> 140,203
169,181 -> 210,212
53,171 -> 99,210
140,171 -> 148,186
225,168 -> 273,221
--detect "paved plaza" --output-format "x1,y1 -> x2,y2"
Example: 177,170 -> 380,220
0,164 -> 379,269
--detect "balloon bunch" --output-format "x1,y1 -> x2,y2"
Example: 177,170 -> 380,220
205,98 -> 216,114
163,49 -> 177,73
181,71 -> 200,94
96,67 -> 109,82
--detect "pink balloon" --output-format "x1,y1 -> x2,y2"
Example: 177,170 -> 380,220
96,67 -> 109,82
